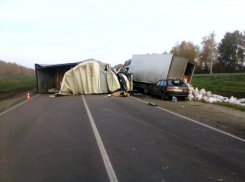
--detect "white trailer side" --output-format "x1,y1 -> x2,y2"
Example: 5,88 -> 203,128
128,54 -> 195,94
128,54 -> 173,83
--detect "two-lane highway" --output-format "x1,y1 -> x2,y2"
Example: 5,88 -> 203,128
0,95 -> 109,182
0,94 -> 244,182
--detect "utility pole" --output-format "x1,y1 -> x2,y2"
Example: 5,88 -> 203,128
177,41 -> 180,56
210,31 -> 215,74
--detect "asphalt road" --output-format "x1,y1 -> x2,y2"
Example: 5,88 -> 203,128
0,94 -> 244,182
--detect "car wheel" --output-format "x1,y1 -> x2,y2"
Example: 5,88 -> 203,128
150,89 -> 154,96
144,87 -> 149,95
161,92 -> 166,100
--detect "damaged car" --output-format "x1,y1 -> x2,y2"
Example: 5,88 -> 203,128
150,79 -> 189,100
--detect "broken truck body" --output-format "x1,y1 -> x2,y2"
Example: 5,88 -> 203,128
59,60 -> 109,95
35,59 -> 133,95
127,54 -> 196,94
35,61 -> 82,93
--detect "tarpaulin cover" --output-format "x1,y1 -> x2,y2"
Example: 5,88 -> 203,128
121,74 -> 130,92
106,70 -> 121,93
59,60 -> 108,95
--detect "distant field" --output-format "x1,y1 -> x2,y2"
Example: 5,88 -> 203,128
0,75 -> 36,100
192,73 -> 245,98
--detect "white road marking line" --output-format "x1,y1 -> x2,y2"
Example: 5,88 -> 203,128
0,94 -> 40,117
131,96 -> 245,143
82,95 -> 119,182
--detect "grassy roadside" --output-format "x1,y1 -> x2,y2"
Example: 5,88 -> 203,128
212,102 -> 245,112
0,75 -> 36,91
192,73 -> 245,98
192,73 -> 245,112
0,75 -> 36,100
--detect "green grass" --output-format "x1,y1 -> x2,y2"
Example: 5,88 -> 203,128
191,73 -> 245,98
0,75 -> 36,92
213,102 -> 245,112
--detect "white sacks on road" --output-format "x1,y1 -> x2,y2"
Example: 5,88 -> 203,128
186,83 -> 245,107
59,60 -> 133,95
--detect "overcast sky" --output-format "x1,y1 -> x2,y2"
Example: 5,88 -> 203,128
0,0 -> 244,69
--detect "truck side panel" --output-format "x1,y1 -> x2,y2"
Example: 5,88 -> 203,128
128,54 -> 173,84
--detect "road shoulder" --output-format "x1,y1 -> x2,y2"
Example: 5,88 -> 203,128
133,95 -> 245,139
0,89 -> 37,113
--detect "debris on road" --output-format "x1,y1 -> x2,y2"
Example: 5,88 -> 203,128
186,82 -> 245,107
112,91 -> 130,97
48,88 -> 59,93
217,179 -> 224,181
148,103 -> 157,106
172,96 -> 177,102
132,93 -> 143,96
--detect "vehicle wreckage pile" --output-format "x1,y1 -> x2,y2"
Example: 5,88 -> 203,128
58,60 -> 133,96
45,57 -> 244,107
186,82 -> 245,107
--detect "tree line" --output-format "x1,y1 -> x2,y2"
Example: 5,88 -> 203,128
0,60 -> 35,77
170,30 -> 245,74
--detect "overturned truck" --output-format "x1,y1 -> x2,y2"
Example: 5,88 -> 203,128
35,59 -> 133,95
127,54 -> 196,94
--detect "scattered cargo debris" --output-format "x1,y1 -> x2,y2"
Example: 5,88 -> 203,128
48,88 -> 59,93
130,92 -> 143,96
172,96 -> 177,102
148,103 -> 157,106
112,91 -> 130,97
186,83 -> 245,107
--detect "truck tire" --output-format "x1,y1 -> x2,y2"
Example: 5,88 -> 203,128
149,89 -> 154,96
161,92 -> 169,100
181,96 -> 186,101
161,92 -> 166,100
143,87 -> 149,95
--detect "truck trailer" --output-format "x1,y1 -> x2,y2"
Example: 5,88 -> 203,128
127,54 -> 196,94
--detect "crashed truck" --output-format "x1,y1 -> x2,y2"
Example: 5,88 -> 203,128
127,54 -> 196,94
35,59 -> 133,95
